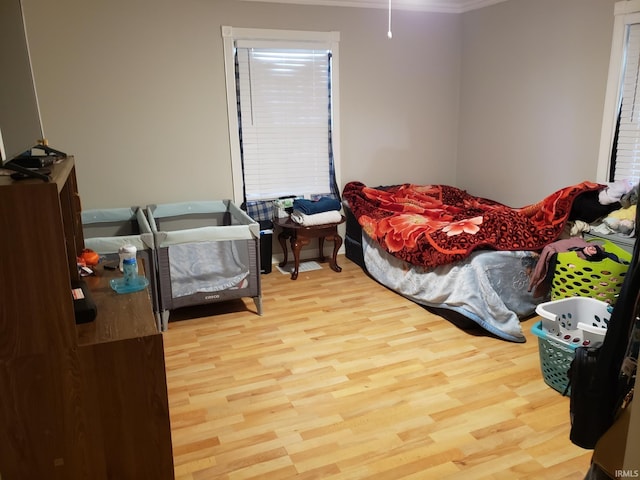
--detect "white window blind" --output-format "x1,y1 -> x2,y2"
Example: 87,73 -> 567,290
236,46 -> 332,201
614,22 -> 640,184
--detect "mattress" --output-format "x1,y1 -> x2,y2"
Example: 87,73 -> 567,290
344,203 -> 543,342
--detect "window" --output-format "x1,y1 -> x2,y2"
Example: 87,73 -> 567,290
598,1 -> 640,185
222,27 -> 341,212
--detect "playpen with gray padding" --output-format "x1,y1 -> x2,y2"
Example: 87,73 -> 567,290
147,200 -> 262,331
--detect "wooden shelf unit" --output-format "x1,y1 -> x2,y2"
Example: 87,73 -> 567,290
0,157 -> 174,479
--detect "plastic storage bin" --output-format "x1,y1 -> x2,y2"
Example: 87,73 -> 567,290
532,296 -> 611,394
531,321 -> 577,394
82,207 -> 160,330
550,239 -> 631,304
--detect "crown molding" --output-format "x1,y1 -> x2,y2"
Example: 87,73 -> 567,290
236,0 -> 510,13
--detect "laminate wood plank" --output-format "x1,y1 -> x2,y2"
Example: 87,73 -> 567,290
164,257 -> 592,479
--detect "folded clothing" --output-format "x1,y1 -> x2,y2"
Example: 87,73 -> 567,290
291,209 -> 343,226
293,197 -> 341,215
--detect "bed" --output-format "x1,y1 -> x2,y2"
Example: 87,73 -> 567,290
342,181 -> 605,342
147,200 -> 262,331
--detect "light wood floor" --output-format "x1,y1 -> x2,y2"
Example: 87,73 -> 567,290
163,255 -> 593,480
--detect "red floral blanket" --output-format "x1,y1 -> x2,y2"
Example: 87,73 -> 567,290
342,181 -> 603,268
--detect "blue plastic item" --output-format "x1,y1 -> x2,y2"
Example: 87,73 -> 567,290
110,275 -> 149,294
123,257 -> 138,282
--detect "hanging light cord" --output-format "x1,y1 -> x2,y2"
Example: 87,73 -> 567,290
387,0 -> 392,39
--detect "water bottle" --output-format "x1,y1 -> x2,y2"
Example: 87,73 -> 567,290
123,257 -> 138,284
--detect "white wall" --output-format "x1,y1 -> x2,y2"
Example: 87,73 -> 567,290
458,0 -> 616,206
22,0 -> 460,209
21,0 -> 618,209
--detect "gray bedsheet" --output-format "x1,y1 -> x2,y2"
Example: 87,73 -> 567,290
362,233 -> 543,342
169,240 -> 249,298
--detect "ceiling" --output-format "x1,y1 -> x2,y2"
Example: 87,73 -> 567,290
237,0 -> 511,13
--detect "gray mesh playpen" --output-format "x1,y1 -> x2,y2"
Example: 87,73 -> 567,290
147,200 -> 262,331
82,206 -> 161,330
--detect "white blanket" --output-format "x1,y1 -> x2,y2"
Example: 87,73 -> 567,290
290,209 -> 342,226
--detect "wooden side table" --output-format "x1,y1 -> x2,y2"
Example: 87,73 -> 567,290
274,215 -> 345,280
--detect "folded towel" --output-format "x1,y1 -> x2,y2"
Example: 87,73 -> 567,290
290,209 -> 343,226
293,197 -> 341,215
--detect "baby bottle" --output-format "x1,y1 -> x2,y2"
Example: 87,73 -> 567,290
118,244 -> 137,273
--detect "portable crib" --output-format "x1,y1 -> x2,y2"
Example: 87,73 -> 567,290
81,207 -> 161,330
147,200 -> 262,331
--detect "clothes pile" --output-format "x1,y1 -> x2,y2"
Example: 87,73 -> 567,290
569,179 -> 638,237
290,197 -> 342,226
529,179 -> 638,299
